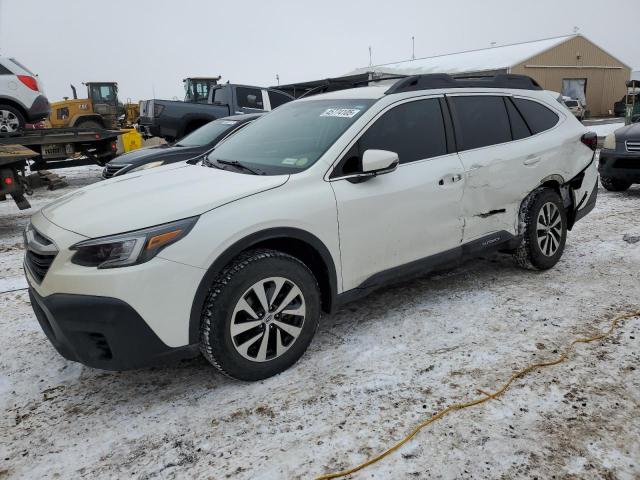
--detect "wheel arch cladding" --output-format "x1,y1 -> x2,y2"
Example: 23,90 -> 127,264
0,97 -> 28,117
188,227 -> 337,344
538,176 -> 578,229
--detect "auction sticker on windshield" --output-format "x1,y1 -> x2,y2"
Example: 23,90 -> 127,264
320,108 -> 361,118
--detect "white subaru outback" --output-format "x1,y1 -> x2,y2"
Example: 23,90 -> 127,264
25,74 -> 598,380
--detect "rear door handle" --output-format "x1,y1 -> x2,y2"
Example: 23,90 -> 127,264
524,156 -> 541,166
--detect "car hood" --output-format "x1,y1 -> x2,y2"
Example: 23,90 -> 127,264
613,122 -> 640,141
41,163 -> 289,238
109,144 -> 206,168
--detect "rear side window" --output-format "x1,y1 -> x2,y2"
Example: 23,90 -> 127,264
505,98 -> 531,140
449,96 -> 511,151
359,99 -> 447,164
236,87 -> 264,110
268,91 -> 291,109
513,98 -> 559,134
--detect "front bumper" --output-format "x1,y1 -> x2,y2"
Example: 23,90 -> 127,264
29,287 -> 198,370
599,149 -> 640,182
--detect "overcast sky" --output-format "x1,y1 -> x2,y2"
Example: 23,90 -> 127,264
1,0 -> 637,102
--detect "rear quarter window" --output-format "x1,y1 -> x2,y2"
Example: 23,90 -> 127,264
0,63 -> 12,75
513,98 -> 560,134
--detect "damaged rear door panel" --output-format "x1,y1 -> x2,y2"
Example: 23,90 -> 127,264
447,92 -> 589,243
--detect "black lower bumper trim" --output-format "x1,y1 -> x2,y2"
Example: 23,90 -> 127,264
26,95 -> 51,122
599,151 -> 640,183
29,288 -> 198,370
574,182 -> 598,224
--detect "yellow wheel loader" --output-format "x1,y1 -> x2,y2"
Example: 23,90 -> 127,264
49,82 -> 121,130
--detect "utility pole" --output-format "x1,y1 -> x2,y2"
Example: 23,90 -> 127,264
276,74 -> 280,86
368,46 -> 372,67
411,36 -> 415,60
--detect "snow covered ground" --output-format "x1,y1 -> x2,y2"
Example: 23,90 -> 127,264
1,166 -> 639,479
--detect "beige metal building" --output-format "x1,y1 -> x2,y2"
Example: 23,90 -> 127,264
347,34 -> 631,117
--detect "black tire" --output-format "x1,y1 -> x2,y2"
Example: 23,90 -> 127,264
75,119 -> 103,130
0,104 -> 26,133
514,188 -> 567,270
600,176 -> 631,192
199,249 -> 320,381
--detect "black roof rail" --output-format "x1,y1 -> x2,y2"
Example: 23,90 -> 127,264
384,73 -> 542,95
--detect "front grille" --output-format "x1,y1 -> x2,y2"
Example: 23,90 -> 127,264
626,141 -> 640,153
25,250 -> 56,283
24,226 -> 58,284
102,164 -> 129,179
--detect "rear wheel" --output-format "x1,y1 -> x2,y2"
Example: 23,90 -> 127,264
199,249 -> 320,381
600,176 -> 631,192
75,119 -> 103,130
514,188 -> 567,270
0,105 -> 25,133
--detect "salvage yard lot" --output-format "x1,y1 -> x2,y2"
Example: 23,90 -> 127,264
1,166 -> 639,479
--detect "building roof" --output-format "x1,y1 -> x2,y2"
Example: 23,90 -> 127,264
346,35 -> 578,77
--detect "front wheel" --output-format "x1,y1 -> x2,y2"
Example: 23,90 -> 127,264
199,249 -> 320,381
514,188 -> 567,270
600,176 -> 631,192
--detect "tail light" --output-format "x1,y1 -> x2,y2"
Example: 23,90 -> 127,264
17,75 -> 39,92
1,168 -> 18,193
581,132 -> 598,151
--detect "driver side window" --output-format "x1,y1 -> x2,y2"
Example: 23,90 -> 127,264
334,98 -> 447,177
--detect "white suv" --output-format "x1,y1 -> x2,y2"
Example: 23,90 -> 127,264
0,56 -> 49,132
24,74 -> 598,380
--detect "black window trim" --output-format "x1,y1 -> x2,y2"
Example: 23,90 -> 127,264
326,95 -> 455,181
503,96 -> 532,140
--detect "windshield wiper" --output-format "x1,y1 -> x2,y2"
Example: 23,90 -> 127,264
200,156 -> 218,167
215,159 -> 264,175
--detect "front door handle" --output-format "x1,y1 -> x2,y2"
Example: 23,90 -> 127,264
438,173 -> 463,186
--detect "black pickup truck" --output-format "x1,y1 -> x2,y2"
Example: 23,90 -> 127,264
138,83 -> 292,142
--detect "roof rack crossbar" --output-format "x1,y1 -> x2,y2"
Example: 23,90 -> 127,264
384,73 -> 542,95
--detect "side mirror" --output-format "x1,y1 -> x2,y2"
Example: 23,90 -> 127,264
362,149 -> 399,174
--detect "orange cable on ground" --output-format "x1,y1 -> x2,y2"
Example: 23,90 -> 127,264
315,309 -> 640,480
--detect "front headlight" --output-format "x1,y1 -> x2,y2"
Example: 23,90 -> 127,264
130,160 -> 164,173
70,217 -> 198,268
603,133 -> 616,150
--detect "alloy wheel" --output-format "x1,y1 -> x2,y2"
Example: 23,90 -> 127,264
230,276 -> 306,362
0,110 -> 20,133
536,202 -> 562,256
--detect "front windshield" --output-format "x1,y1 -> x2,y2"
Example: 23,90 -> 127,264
207,99 -> 375,175
176,119 -> 240,147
